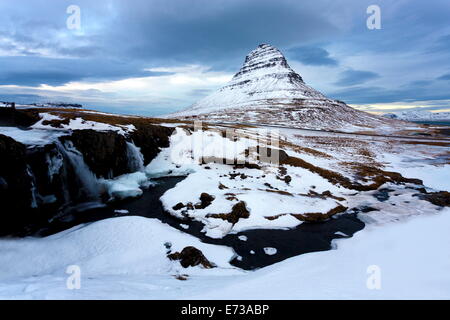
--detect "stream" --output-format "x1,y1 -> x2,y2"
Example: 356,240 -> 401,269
31,175 -> 365,270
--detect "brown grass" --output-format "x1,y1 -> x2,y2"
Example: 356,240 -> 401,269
261,189 -> 294,196
291,204 -> 348,222
281,155 -> 422,191
401,140 -> 450,147
22,108 -> 189,128
280,139 -> 332,158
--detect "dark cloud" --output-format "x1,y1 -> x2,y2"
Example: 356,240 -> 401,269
0,93 -> 46,104
334,70 -> 380,86
0,0 -> 450,112
287,46 -> 338,66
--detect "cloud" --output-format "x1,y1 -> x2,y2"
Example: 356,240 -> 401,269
0,63 -> 233,116
437,73 -> 450,81
330,84 -> 450,105
287,46 -> 338,66
334,70 -> 380,86
1,0 -> 450,113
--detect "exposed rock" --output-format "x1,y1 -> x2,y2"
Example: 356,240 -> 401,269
167,246 -> 214,268
0,134 -> 34,235
207,201 -> 250,224
61,130 -> 129,178
0,108 -> 41,127
218,183 -> 228,190
130,124 -> 174,164
172,202 -> 185,210
417,191 -> 450,207
194,192 -> 215,209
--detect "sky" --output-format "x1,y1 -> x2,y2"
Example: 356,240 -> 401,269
0,0 -> 449,116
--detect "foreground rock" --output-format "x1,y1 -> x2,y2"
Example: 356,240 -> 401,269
168,246 -> 215,268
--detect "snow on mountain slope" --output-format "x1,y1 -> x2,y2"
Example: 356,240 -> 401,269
169,44 -> 399,132
383,109 -> 450,121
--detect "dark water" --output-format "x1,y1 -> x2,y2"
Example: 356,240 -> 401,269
33,176 -> 365,270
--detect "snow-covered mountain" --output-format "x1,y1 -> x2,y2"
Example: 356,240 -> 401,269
383,110 -> 450,121
170,44 -> 395,132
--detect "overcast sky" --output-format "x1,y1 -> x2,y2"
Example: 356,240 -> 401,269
1,0 -> 449,116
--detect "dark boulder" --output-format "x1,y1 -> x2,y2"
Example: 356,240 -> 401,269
207,201 -> 250,224
194,192 -> 215,209
168,246 -> 215,268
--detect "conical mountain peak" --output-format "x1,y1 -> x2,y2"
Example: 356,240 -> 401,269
232,44 -> 303,83
171,44 -> 389,132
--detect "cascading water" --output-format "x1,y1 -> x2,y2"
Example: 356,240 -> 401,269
54,140 -> 100,201
126,141 -> 145,172
26,166 -> 38,208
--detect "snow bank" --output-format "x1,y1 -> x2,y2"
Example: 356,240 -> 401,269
0,216 -> 237,283
0,126 -> 67,145
1,210 -> 449,299
190,208 -> 450,299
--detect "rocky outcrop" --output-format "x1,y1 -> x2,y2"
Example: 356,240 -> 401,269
130,125 -> 174,164
168,246 -> 215,268
0,121 -> 175,236
416,190 -> 450,207
0,134 -> 34,234
207,201 -> 250,224
61,130 -> 129,178
0,108 -> 41,127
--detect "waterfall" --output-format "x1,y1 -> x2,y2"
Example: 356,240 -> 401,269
126,141 -> 145,172
26,166 -> 38,208
54,140 -> 100,201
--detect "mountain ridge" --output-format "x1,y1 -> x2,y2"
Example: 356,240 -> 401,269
383,109 -> 450,121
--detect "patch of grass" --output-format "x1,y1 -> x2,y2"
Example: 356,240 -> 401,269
282,155 -> 422,191
261,189 -> 294,196
291,204 -> 348,222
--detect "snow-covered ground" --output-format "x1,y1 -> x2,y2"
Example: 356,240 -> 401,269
1,110 -> 449,299
0,209 -> 448,299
